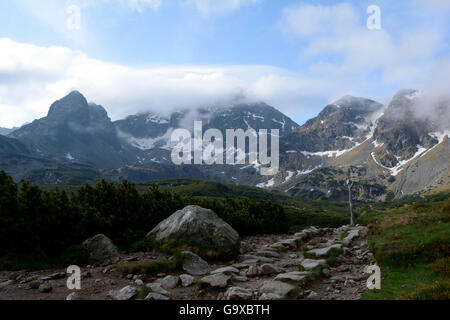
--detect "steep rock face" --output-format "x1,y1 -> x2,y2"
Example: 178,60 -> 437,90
285,96 -> 383,153
113,102 -> 299,164
373,90 -> 439,167
9,91 -> 138,169
394,136 -> 450,196
147,205 -> 240,257
0,127 -> 17,136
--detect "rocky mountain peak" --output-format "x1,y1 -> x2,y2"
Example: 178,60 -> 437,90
47,90 -> 88,116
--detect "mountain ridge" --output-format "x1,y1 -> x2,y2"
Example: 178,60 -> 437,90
1,90 -> 448,200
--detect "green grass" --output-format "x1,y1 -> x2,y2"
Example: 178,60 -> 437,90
138,285 -> 152,299
363,198 -> 450,300
326,248 -> 344,266
0,245 -> 90,271
116,252 -> 184,276
362,264 -> 441,300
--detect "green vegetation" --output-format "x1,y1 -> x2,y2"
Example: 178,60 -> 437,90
138,285 -> 151,300
117,252 -> 183,275
326,248 -> 344,266
362,198 -> 450,300
0,171 -> 287,269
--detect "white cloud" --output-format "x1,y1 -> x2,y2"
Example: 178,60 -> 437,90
416,0 -> 450,12
282,3 -> 358,37
0,38 -> 310,127
184,0 -> 261,16
0,37 -> 362,128
281,3 -> 444,88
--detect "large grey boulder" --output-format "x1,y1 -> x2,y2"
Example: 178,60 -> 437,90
82,234 -> 119,264
147,206 -> 239,257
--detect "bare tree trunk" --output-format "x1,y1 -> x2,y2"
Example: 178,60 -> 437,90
349,183 -> 354,226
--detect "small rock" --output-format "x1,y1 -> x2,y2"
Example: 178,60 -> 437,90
40,272 -> 65,281
233,275 -> 248,282
260,281 -> 295,298
29,280 -> 41,289
307,244 -> 342,257
274,271 -> 311,284
246,266 -> 258,277
259,293 -> 282,300
38,283 -> 52,293
255,250 -> 280,258
259,264 -> 279,275
301,259 -> 327,271
306,291 -> 319,300
156,275 -> 179,289
237,255 -> 274,263
211,266 -> 240,275
239,241 -> 253,254
342,229 -> 360,246
269,243 -> 288,251
146,283 -> 171,297
276,239 -> 298,249
108,286 -> 138,300
200,274 -> 230,288
180,274 -> 195,287
19,275 -> 38,284
0,280 -> 14,289
66,292 -> 81,300
224,287 -> 253,300
182,251 -> 211,276
82,234 -> 120,264
145,292 -> 169,300
135,279 -> 144,286
232,260 -> 258,269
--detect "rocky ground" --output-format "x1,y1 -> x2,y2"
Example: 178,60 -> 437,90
0,225 -> 375,300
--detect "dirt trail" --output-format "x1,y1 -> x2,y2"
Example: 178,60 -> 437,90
0,225 -> 375,300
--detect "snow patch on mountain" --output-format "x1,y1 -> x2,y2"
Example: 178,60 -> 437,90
372,145 -> 428,176
65,153 -> 75,160
119,128 -> 174,151
257,177 -> 275,189
146,114 -> 169,124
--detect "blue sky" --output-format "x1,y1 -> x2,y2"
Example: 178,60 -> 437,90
1,0 -> 450,127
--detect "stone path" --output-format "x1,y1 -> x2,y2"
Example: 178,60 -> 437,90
0,225 -> 375,300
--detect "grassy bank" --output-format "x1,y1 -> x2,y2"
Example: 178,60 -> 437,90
362,198 -> 450,300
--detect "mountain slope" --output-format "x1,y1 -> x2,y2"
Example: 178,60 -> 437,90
9,91 -> 140,169
0,127 -> 17,136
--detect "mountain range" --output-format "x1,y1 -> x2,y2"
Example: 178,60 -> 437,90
1,90 -> 448,200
